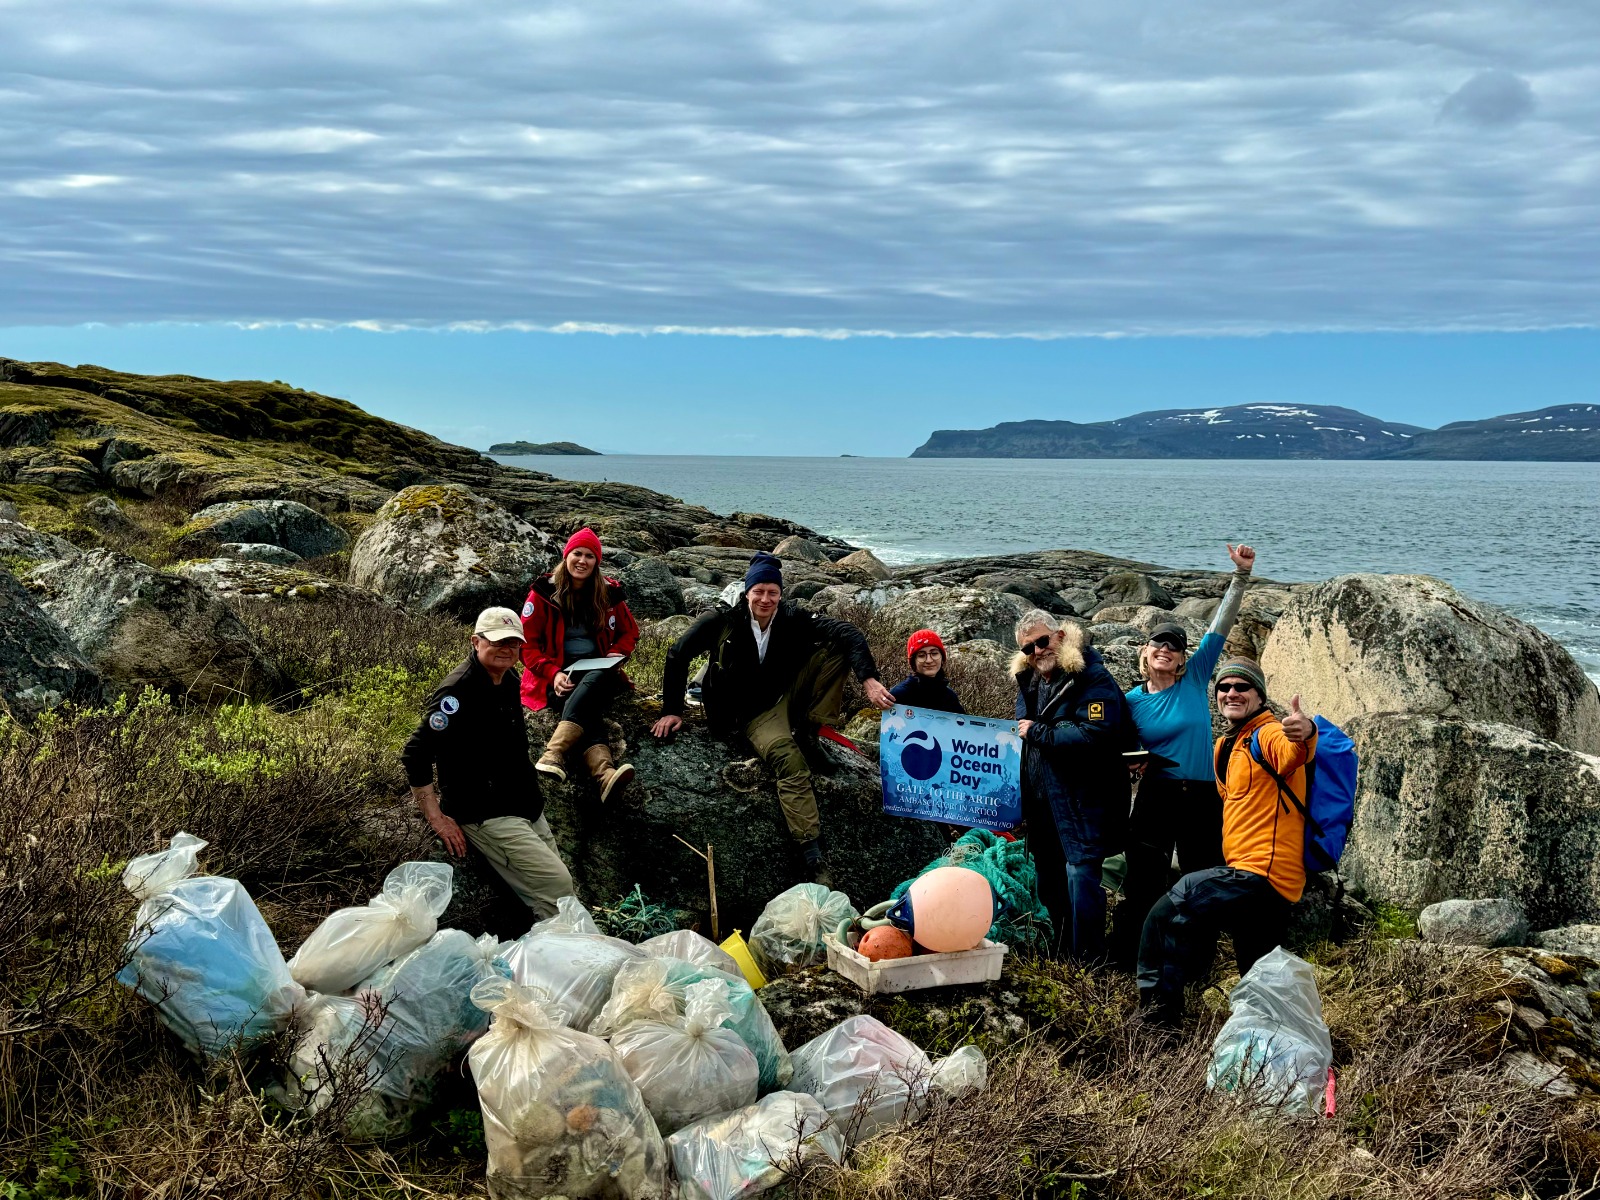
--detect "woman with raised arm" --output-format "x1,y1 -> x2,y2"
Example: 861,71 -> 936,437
1108,542 -> 1255,971
519,528 -> 641,803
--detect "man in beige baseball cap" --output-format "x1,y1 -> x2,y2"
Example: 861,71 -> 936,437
401,606 -> 576,922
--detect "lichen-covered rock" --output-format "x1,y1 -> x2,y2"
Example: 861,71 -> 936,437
80,495 -> 138,536
180,499 -> 347,560
531,702 -> 946,934
1343,713 -> 1600,928
1532,925 -> 1600,959
0,518 -> 77,566
0,406 -> 51,448
0,569 -> 101,720
1420,898 -> 1531,948
1262,574 -> 1600,754
971,573 -> 1075,615
173,558 -> 375,605
221,542 -> 303,566
1091,604 -> 1204,642
616,555 -> 686,619
875,586 -> 1027,647
349,484 -> 555,619
1093,572 -> 1174,611
18,448 -> 99,493
27,549 -> 290,703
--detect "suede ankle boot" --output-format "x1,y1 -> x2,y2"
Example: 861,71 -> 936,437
536,720 -> 585,781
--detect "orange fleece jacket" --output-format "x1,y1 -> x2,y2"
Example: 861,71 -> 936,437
1215,709 -> 1317,902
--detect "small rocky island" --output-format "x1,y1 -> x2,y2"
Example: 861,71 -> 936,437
4,356 -> 1600,1196
487,439 -> 600,455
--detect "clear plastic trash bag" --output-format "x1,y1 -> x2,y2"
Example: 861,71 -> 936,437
592,958 -> 792,1094
789,1015 -> 941,1145
638,929 -> 741,979
612,979 -> 760,1135
287,930 -> 511,1137
748,884 -> 858,978
116,831 -> 304,1058
929,1044 -> 988,1099
1207,946 -> 1333,1114
468,978 -> 668,1200
667,1091 -> 843,1200
500,905 -> 647,1031
287,861 -> 453,995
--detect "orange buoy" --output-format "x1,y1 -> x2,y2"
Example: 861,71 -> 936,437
858,926 -> 914,962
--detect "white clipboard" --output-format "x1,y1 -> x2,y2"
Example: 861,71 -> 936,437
566,655 -> 626,672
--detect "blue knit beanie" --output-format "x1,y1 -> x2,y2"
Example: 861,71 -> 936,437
744,551 -> 784,592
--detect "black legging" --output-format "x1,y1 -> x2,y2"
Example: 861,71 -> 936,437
548,667 -> 626,751
1108,775 -> 1224,972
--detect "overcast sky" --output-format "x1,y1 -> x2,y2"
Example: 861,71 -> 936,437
5,1 -> 1598,450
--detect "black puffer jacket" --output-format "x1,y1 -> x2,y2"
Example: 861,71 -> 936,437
1013,626 -> 1133,863
661,597 -> 879,731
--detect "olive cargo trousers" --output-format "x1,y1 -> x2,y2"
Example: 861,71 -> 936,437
743,647 -> 851,842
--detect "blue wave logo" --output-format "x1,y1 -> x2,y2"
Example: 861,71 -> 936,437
900,730 -> 943,781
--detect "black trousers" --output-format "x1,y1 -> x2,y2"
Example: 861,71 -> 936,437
548,668 -> 625,751
1109,775 -> 1224,971
1136,866 -> 1291,1024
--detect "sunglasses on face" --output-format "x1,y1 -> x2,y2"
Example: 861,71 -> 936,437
1214,681 -> 1257,694
1021,634 -> 1054,655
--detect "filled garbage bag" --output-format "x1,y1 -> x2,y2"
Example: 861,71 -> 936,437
1207,947 -> 1333,1114
747,883 -> 857,978
501,905 -> 647,1031
117,831 -> 304,1058
469,978 -> 667,1200
788,1015 -> 937,1144
667,1091 -> 843,1200
288,861 -> 453,995
592,958 -> 792,1094
612,980 -> 760,1135
929,1044 -> 988,1099
287,929 -> 511,1137
638,929 -> 741,979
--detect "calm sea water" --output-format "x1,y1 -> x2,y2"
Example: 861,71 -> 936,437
495,455 -> 1600,684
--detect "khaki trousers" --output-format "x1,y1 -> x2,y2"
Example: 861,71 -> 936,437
463,814 -> 575,920
743,647 -> 850,843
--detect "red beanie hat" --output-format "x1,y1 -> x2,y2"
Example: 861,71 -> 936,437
563,527 -> 603,561
906,628 -> 947,664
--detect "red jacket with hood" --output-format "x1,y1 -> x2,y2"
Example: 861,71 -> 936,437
518,574 -> 640,711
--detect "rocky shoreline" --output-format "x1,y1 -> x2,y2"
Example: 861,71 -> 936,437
6,357 -> 1600,1102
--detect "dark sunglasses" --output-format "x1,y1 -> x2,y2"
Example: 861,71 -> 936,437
1021,634 -> 1054,655
1214,681 -> 1257,694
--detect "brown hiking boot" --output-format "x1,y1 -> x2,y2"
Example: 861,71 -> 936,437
583,743 -> 635,803
536,720 -> 584,781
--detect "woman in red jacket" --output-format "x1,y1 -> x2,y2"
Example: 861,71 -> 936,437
520,528 -> 641,801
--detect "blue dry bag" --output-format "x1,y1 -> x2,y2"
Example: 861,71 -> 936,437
1248,716 -> 1358,873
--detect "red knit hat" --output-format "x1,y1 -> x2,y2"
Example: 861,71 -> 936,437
563,527 -> 603,561
906,628 -> 947,665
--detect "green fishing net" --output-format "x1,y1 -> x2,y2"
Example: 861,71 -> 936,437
890,829 -> 1054,950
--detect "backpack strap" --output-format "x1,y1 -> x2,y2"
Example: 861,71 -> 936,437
1247,729 -> 1327,841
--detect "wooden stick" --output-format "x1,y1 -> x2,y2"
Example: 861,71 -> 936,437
672,833 -> 708,862
707,842 -> 720,943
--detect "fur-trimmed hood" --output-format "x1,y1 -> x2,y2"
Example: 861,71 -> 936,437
1010,620 -> 1088,678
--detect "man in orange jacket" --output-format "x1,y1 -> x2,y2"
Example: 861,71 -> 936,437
1136,658 -> 1318,1025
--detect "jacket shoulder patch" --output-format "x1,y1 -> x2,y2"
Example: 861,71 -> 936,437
1087,700 -> 1106,721
521,601 -> 534,618
428,712 -> 450,731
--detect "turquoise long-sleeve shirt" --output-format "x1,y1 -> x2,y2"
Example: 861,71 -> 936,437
1124,570 -> 1249,781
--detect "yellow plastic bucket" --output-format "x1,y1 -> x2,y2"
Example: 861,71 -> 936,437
719,929 -> 768,990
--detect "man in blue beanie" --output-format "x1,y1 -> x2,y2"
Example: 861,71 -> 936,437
653,550 -> 895,885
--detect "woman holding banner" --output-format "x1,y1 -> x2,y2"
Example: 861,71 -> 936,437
1012,610 -> 1133,963
1108,543 -> 1255,971
520,528 -> 641,802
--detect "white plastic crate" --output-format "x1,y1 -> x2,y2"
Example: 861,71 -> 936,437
825,935 -> 1008,995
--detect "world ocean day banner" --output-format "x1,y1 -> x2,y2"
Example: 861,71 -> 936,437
879,705 -> 1023,831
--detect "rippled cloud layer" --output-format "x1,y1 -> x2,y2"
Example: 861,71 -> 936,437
5,1 -> 1597,335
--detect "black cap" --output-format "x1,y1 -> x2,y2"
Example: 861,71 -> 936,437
1147,622 -> 1188,651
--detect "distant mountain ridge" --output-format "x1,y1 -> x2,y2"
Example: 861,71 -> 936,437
911,402 -> 1600,461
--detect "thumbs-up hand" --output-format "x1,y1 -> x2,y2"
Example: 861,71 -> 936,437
1281,693 -> 1316,742
1228,543 -> 1256,572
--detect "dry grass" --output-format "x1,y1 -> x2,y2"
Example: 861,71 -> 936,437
791,941 -> 1599,1200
